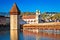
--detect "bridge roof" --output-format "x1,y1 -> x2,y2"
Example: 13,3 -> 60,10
23,22 -> 60,26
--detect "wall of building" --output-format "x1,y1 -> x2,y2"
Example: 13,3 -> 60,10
0,16 -> 6,25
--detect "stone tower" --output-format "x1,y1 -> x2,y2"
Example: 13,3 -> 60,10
10,3 -> 20,40
36,10 -> 41,23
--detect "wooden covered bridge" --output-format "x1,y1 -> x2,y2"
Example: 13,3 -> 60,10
23,22 -> 60,32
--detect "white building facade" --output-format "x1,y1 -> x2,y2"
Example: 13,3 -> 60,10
20,10 -> 41,24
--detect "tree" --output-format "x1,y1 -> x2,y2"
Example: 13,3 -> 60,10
20,12 -> 35,16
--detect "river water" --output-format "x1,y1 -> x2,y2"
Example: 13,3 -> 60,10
0,30 -> 60,40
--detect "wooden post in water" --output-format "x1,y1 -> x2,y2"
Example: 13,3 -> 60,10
10,3 -> 20,40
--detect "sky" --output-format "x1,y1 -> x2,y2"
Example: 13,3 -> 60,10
0,0 -> 60,13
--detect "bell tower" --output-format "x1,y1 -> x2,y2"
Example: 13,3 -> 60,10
10,3 -> 20,40
36,10 -> 41,23
36,10 -> 40,15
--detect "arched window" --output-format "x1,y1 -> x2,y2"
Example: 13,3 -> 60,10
34,20 -> 36,22
31,20 -> 33,22
28,20 -> 30,22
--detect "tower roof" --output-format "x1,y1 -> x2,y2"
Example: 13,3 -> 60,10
10,3 -> 20,15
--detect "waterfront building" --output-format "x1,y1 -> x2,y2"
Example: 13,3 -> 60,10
45,12 -> 57,16
0,15 -> 10,25
6,17 -> 10,24
0,16 -> 6,25
20,10 -> 41,24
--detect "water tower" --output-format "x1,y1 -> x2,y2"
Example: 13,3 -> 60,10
10,3 -> 20,40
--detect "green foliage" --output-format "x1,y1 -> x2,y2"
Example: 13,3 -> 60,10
41,12 -> 60,20
20,12 -> 60,20
20,12 -> 35,16
41,12 -> 50,19
51,13 -> 60,20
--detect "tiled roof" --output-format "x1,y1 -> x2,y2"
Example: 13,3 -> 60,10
10,3 -> 20,15
22,15 -> 36,19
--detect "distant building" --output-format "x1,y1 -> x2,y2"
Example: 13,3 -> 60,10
0,16 -> 6,25
45,12 -> 57,16
6,17 -> 10,24
20,10 -> 41,24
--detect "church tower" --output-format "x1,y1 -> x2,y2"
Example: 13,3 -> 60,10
10,3 -> 20,40
36,10 -> 41,23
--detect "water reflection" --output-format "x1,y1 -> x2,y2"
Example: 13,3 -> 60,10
0,30 -> 60,40
22,30 -> 60,40
0,31 -> 10,40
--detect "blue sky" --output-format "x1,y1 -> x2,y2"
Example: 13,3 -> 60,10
0,0 -> 60,13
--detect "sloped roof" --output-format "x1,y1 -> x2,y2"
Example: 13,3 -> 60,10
10,3 -> 20,15
22,15 -> 36,19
